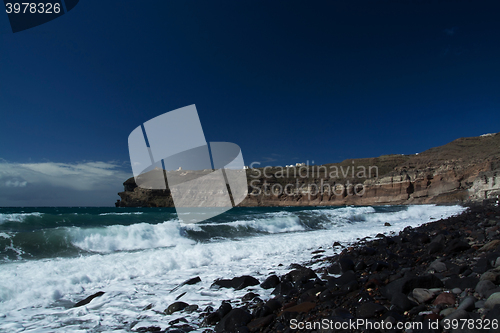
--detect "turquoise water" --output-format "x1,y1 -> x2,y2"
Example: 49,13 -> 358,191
0,204 -> 466,332
0,205 -> 409,261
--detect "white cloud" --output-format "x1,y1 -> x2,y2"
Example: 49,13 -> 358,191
5,180 -> 27,187
0,161 -> 132,206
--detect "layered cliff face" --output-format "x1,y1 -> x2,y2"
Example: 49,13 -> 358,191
116,132 -> 500,207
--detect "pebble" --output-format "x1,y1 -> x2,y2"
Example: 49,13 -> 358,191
457,296 -> 476,312
428,259 -> 447,272
413,288 -> 434,303
484,292 -> 500,309
433,293 -> 456,306
475,280 -> 496,298
440,308 -> 456,317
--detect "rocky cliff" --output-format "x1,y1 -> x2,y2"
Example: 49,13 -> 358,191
116,132 -> 500,207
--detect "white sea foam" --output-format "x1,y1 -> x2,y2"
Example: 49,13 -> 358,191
0,204 -> 466,332
182,212 -> 305,234
0,212 -> 43,224
70,221 -> 192,253
98,212 -> 144,216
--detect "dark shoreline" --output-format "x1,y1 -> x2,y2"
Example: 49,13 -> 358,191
150,200 -> 500,333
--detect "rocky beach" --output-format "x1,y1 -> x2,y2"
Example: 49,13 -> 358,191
129,200 -> 500,333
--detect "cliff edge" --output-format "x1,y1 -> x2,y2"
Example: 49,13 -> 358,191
116,132 -> 500,207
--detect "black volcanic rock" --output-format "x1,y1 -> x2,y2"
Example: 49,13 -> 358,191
214,308 -> 253,333
212,275 -> 259,290
260,275 -> 280,289
73,291 -> 105,308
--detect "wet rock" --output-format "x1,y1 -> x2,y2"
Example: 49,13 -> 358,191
360,247 -> 377,256
457,296 -> 476,312
328,270 -> 357,288
484,305 -> 500,332
339,257 -> 355,272
428,260 -> 447,273
445,239 -> 471,254
382,274 -> 443,298
356,302 -> 386,318
214,308 -> 253,333
327,263 -> 341,274
480,240 -> 500,252
242,292 -> 259,302
203,312 -> 221,325
385,222 -> 391,226
260,275 -> 279,289
485,292 -> 500,309
444,276 -> 479,290
354,261 -> 367,272
280,301 -> 315,314
170,276 -> 202,293
165,301 -> 189,315
371,261 -> 390,272
213,275 -> 260,290
271,281 -> 297,297
247,315 -> 274,331
390,292 -> 414,311
486,287 -> 500,298
73,291 -> 105,308
136,326 -> 162,332
412,288 -> 435,303
184,304 -> 198,313
481,270 -> 500,284
476,280 -> 497,298
217,302 -> 232,318
442,309 -> 470,323
168,317 -> 188,325
284,267 -> 317,284
428,242 -> 444,254
440,308 -> 456,317
473,258 -> 490,274
265,299 -> 281,312
341,280 -> 359,292
433,293 -> 456,306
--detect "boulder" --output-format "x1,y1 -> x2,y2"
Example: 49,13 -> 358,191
260,275 -> 280,289
165,301 -> 189,315
213,276 -> 260,290
214,308 -> 253,333
284,267 -> 317,284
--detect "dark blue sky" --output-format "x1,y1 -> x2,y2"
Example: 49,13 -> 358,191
1,0 -> 500,205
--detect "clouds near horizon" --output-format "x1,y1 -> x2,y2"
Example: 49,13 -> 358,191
0,161 -> 131,206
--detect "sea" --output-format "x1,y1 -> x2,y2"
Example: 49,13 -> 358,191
0,204 -> 466,332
